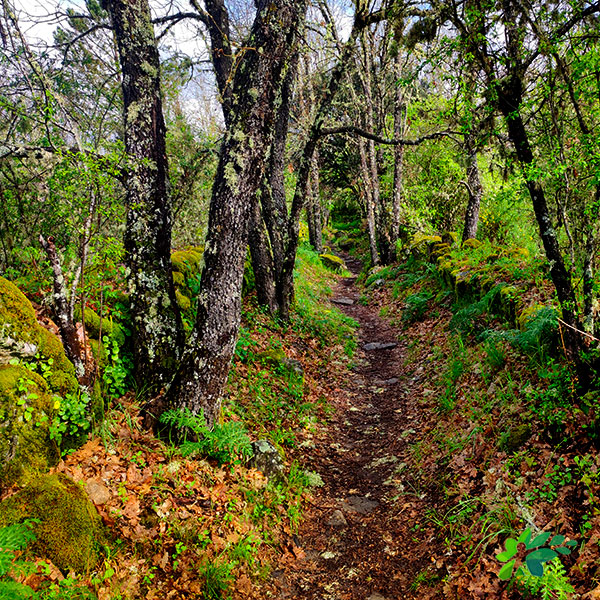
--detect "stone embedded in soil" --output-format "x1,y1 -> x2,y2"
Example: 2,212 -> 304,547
363,342 -> 398,351
340,496 -> 379,515
327,509 -> 348,527
85,480 -> 111,505
367,593 -> 387,600
332,297 -> 355,306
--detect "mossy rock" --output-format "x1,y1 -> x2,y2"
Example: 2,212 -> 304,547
500,424 -> 531,452
0,365 -> 59,488
0,473 -> 104,573
0,276 -> 78,398
256,349 -> 304,379
410,233 -> 442,248
89,339 -> 107,372
73,305 -> 125,347
462,238 -> 482,249
319,253 -> 345,272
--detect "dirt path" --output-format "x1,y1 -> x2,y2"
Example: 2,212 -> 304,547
272,259 -> 442,600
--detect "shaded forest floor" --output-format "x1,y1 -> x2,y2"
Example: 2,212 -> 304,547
9,245 -> 600,599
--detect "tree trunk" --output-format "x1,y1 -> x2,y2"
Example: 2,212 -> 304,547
359,137 -> 379,267
461,135 -> 483,242
38,234 -> 85,380
105,0 -> 183,392
278,17 -> 364,321
248,196 -> 278,314
498,83 -> 583,378
164,0 -> 308,428
306,150 -> 323,253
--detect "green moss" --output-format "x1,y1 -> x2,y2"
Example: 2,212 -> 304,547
73,306 -> 125,346
0,473 -> 104,573
37,328 -> 78,396
0,365 -> 58,488
172,271 -> 185,287
0,277 -> 39,346
171,247 -> 204,279
319,253 -> 345,272
175,289 -> 192,313
89,339 -> 107,372
256,349 -> 287,367
0,276 -> 79,398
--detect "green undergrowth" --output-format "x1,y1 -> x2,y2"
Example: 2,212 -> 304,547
360,236 -> 600,597
228,242 -> 357,450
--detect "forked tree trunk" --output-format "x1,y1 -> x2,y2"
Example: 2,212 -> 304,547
105,0 -> 183,392
165,0 -> 308,427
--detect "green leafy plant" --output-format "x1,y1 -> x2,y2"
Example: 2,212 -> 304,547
0,521 -> 37,599
160,408 -> 252,465
517,557 -> 576,599
403,291 -> 434,323
102,334 -> 133,399
496,528 -> 577,580
49,389 -> 91,452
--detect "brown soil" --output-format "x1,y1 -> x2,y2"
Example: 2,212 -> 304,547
272,258 -> 445,600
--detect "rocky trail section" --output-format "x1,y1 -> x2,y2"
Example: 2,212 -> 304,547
271,258 -> 443,600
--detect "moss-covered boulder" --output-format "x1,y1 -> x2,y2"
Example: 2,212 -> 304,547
0,277 -> 79,398
0,473 -> 104,573
0,364 -> 59,488
256,349 -> 304,380
319,253 -> 345,272
73,305 -> 125,347
500,424 -> 531,452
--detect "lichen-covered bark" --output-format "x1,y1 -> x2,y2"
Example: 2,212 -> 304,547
306,150 -> 323,253
461,135 -> 483,242
38,234 -> 84,379
104,0 -> 183,391
165,0 -> 308,427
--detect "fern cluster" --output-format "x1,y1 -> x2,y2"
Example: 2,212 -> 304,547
160,408 -> 252,465
517,558 -> 575,600
0,521 -> 37,600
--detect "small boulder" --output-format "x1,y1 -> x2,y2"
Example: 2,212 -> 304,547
256,349 -> 304,379
500,424 -> 531,452
248,440 -> 284,478
319,253 -> 346,272
0,473 -> 104,573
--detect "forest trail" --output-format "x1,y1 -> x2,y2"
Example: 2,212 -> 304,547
271,258 -> 442,600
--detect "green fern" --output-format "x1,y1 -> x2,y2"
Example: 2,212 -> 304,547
517,558 -> 575,599
0,521 -> 37,600
160,408 -> 252,465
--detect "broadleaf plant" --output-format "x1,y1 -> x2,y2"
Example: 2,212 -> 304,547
496,528 -> 577,580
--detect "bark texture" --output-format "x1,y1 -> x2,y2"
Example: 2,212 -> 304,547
165,0 -> 308,427
461,136 -> 483,242
105,0 -> 183,391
